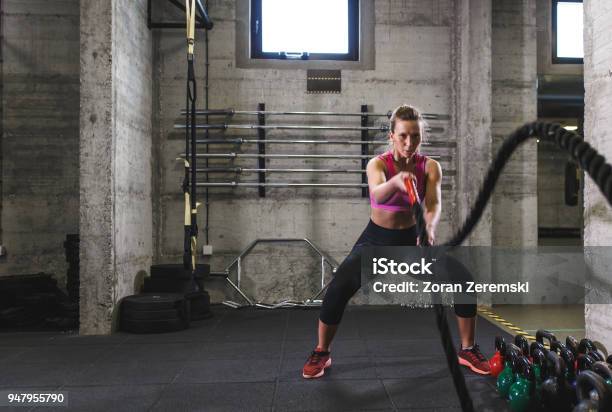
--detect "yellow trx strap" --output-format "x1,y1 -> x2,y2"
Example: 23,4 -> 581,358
186,0 -> 196,56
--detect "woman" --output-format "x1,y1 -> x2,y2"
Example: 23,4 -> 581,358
302,104 -> 490,378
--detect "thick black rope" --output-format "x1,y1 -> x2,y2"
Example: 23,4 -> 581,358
413,122 -> 612,412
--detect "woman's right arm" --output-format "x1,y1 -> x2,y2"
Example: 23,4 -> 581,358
366,157 -> 415,204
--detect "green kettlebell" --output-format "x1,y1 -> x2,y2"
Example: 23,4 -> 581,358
497,367 -> 515,398
509,357 -> 532,412
498,348 -> 519,399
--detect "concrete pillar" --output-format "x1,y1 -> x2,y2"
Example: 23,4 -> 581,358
491,0 -> 538,247
79,0 -> 153,335
583,0 -> 612,348
452,0 -> 493,246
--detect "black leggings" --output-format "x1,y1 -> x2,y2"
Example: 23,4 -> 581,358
320,220 -> 477,325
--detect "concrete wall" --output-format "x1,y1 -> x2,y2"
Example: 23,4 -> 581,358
491,0 -> 538,247
80,0 -> 153,334
452,0 -> 492,247
0,0 -> 80,287
583,0 -> 612,349
113,0 -> 153,304
156,0 -> 457,305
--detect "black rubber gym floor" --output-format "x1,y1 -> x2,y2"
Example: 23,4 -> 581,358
0,305 -> 512,411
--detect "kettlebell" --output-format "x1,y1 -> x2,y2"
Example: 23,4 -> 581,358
592,361 -> 612,388
579,339 -> 605,362
540,350 -> 570,412
536,329 -> 558,348
577,353 -> 597,373
531,341 -> 547,356
498,344 -> 521,399
531,345 -> 547,384
509,356 -> 535,412
515,335 -> 530,359
557,346 -> 578,403
567,336 -> 580,357
573,370 -> 611,412
490,336 -> 506,378
552,340 -> 569,354
530,346 -> 547,402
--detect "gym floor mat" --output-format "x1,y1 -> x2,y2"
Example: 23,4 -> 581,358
0,305 -> 512,411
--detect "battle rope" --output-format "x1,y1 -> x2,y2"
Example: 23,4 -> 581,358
413,122 -> 612,412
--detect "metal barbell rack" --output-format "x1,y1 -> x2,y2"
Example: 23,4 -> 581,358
195,138 -> 453,146
198,182 -> 371,188
177,103 -> 452,198
181,152 -> 446,160
196,167 -> 368,174
175,123 -> 444,133
196,138 -> 390,145
181,108 -> 450,120
197,182 -> 454,189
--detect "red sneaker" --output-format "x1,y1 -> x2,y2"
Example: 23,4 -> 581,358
302,348 -> 332,379
458,344 -> 491,375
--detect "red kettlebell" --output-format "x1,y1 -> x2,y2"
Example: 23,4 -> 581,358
490,336 -> 506,377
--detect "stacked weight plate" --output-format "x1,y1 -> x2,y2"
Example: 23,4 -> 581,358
0,273 -> 73,330
144,264 -> 208,293
142,264 -> 212,320
121,293 -> 190,333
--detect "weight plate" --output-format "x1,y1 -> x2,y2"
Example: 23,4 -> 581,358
150,264 -> 209,279
121,318 -> 188,334
122,293 -> 186,311
122,308 -> 182,321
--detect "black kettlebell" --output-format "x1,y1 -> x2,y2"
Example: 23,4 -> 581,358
567,336 -> 580,357
579,339 -> 605,362
573,370 -> 611,412
515,334 -> 530,358
556,346 -> 578,403
537,329 -> 558,348
592,361 -> 612,387
552,340 -> 568,352
541,350 -> 571,412
531,344 -> 548,383
578,353 -> 597,373
531,341 -> 548,356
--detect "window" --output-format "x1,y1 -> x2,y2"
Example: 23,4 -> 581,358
250,0 -> 359,61
552,0 -> 583,64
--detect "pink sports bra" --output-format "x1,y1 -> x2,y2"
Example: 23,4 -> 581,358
369,151 -> 427,212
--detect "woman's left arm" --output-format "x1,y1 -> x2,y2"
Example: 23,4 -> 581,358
422,159 -> 442,245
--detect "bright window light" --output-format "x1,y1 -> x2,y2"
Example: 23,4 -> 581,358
261,0 -> 348,54
556,2 -> 583,59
